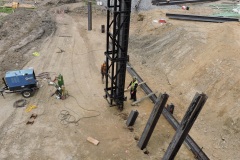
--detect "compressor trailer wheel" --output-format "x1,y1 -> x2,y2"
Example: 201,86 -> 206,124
21,89 -> 33,98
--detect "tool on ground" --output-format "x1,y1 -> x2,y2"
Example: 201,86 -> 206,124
25,105 -> 37,112
56,47 -> 65,53
33,52 -> 40,56
26,120 -> 34,125
30,113 -> 38,119
1,69 -> 39,98
26,114 -> 37,125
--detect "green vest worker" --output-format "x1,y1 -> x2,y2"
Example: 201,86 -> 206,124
127,77 -> 138,102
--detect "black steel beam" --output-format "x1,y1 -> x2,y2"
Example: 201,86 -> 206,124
163,93 -> 208,160
166,13 -> 239,23
138,93 -> 169,150
126,110 -> 139,127
126,63 -> 209,160
152,0 -> 218,5
88,2 -> 92,30
104,0 -> 132,110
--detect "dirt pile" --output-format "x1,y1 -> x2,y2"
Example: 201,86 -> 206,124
0,8 -> 55,78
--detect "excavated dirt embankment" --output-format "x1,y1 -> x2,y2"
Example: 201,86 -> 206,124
0,8 -> 56,78
129,10 -> 240,159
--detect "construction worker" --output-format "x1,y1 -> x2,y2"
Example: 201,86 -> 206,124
127,76 -> 138,102
101,61 -> 107,84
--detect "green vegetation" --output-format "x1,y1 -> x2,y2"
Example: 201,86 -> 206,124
0,7 -> 13,14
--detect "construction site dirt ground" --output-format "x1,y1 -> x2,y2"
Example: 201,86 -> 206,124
0,1 -> 240,159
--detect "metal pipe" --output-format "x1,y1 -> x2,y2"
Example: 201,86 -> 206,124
88,1 -> 92,31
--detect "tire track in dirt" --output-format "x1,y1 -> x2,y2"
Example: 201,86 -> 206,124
43,22 -> 72,73
0,108 -> 17,144
0,87 -> 56,159
72,15 -> 108,101
26,15 -> 66,73
76,20 -> 99,78
4,15 -> 77,159
64,15 -> 97,102
0,107 -> 27,159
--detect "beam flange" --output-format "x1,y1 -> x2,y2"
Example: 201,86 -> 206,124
166,13 -> 239,22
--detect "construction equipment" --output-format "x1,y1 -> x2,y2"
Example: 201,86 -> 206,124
1,69 -> 39,98
49,74 -> 68,100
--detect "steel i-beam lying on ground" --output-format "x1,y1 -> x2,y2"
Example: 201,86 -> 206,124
152,0 -> 218,5
166,13 -> 239,22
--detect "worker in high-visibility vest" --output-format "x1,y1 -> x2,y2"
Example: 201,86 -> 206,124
127,76 -> 138,102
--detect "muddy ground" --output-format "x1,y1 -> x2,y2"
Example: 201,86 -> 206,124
0,0 -> 240,159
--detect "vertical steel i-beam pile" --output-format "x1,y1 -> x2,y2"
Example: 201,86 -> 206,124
104,0 -> 132,110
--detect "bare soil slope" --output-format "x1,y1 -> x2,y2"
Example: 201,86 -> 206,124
0,8 -> 55,78
129,8 -> 240,160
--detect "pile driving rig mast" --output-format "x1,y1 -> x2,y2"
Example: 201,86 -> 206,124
104,0 -> 132,110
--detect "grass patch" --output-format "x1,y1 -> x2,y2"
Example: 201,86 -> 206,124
0,7 -> 13,14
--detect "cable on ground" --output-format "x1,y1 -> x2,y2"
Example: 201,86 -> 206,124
58,95 -> 101,126
36,72 -> 57,81
13,99 -> 27,108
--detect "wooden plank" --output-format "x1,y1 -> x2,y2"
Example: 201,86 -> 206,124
3,3 -> 36,9
87,137 -> 100,146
